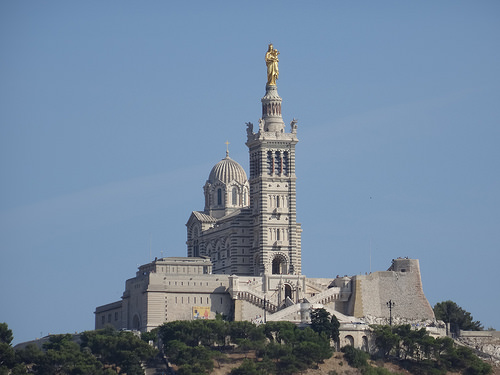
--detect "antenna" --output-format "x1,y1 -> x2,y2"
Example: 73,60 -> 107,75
149,233 -> 152,262
369,238 -> 372,273
369,196 -> 373,273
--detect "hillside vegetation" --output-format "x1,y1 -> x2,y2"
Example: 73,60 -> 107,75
0,316 -> 494,375
157,317 -> 492,375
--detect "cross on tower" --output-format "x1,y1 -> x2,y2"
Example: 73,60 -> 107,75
225,140 -> 230,157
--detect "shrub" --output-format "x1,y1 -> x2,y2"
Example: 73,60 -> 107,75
341,345 -> 369,369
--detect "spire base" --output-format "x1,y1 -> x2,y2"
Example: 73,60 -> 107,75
261,85 -> 285,133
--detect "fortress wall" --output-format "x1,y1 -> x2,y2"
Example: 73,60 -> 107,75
146,292 -> 166,330
349,259 -> 434,321
323,300 -> 350,316
346,277 -> 372,318
239,300 -> 267,323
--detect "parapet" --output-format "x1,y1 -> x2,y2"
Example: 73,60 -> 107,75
388,257 -> 419,273
136,256 -> 212,276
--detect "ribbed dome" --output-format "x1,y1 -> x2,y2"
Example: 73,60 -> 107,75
208,155 -> 248,184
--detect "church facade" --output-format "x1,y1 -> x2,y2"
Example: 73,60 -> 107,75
95,46 -> 436,346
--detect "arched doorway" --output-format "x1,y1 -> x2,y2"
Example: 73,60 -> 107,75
132,314 -> 141,330
362,336 -> 369,352
344,335 -> 354,347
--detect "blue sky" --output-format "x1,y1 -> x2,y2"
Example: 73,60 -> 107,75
1,1 -> 499,344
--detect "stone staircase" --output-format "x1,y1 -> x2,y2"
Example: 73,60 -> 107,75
305,279 -> 327,293
234,290 -> 278,313
305,286 -> 347,305
266,303 -> 302,322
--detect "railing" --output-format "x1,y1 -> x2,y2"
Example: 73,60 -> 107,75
266,303 -> 302,322
306,287 -> 349,305
236,291 -> 278,313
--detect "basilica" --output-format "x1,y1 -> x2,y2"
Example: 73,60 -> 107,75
95,45 -> 436,348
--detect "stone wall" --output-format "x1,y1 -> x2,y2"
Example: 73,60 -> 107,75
236,300 -> 267,324
95,301 -> 123,330
347,259 -> 434,321
457,331 -> 500,363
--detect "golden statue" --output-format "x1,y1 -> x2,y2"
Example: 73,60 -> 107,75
265,43 -> 280,85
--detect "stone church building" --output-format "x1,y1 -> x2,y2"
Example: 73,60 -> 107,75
95,46 -> 435,348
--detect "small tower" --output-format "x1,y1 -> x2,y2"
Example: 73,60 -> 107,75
246,44 -> 302,276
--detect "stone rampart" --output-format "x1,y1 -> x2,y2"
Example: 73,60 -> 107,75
347,259 -> 434,321
457,331 -> 500,363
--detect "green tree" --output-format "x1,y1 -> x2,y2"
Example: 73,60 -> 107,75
81,327 -> 157,373
310,308 -> 333,338
204,318 -> 228,347
310,308 -> 340,345
330,314 -> 340,346
228,321 -> 257,344
0,323 -> 13,345
434,300 -> 483,335
256,356 -> 275,375
371,325 -> 399,358
36,334 -> 103,374
341,345 -> 369,369
141,327 -> 158,344
16,343 -> 43,364
263,321 -> 296,344
370,324 -> 491,375
293,340 -> 330,367
0,323 -> 17,375
230,358 -> 259,375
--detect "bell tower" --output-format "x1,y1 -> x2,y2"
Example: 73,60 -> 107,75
246,44 -> 302,276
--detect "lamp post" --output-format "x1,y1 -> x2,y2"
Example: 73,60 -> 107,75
386,300 -> 395,326
263,296 -> 267,323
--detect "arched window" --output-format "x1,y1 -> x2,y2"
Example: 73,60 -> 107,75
344,335 -> 354,346
275,151 -> 280,174
285,284 -> 292,300
217,188 -> 222,205
272,256 -> 285,274
243,190 -> 247,206
267,151 -> 273,175
232,187 -> 238,205
283,151 -> 289,175
193,240 -> 199,257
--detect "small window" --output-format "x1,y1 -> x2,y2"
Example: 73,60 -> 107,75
232,187 -> 238,205
217,188 -> 222,205
114,312 -> 118,321
101,316 -> 105,325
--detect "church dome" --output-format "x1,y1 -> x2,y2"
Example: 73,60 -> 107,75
208,154 -> 248,185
